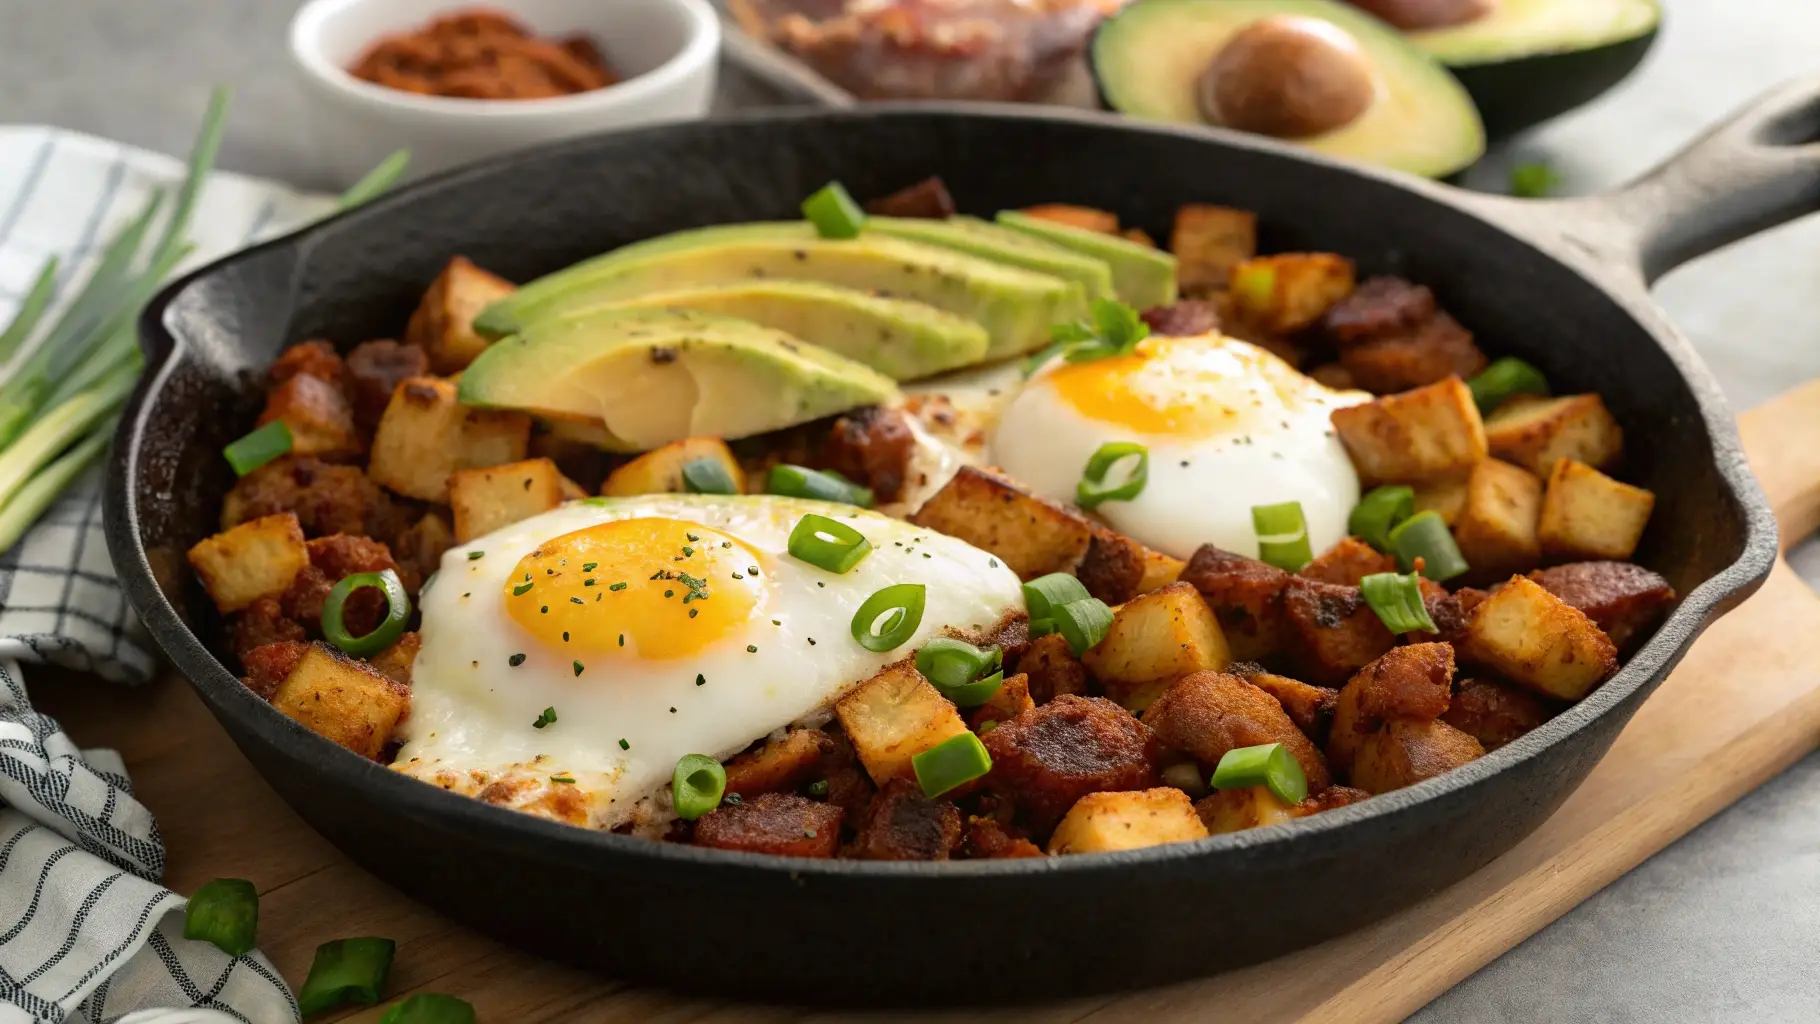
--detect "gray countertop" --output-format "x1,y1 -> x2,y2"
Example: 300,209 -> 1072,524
7,1 -> 1820,1019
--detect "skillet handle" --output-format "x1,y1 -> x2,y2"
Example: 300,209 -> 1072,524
1468,75 -> 1820,289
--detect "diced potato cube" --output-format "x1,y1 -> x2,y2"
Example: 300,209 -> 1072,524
1018,632 -> 1090,704
1195,785 -> 1299,835
601,436 -> 746,497
1121,228 -> 1157,248
1047,787 -> 1209,854
909,466 -> 1093,580
404,256 -> 516,371
1076,528 -> 1185,604
1020,204 -> 1118,234
1484,393 -> 1623,478
968,672 -> 1034,731
257,373 -> 362,460
1330,377 -> 1488,484
835,664 -> 971,786
1537,459 -> 1655,560
449,458 -> 567,543
1412,477 -> 1469,527
1462,576 -> 1618,701
1229,253 -> 1356,334
1170,204 -> 1257,295
1082,582 -> 1231,711
458,409 -> 531,471
1349,719 -> 1484,795
186,513 -> 309,613
368,377 -> 466,502
1452,458 -> 1543,577
723,729 -> 827,798
271,643 -> 409,759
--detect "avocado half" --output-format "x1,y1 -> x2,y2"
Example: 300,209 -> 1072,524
1406,0 -> 1661,139
1091,0 -> 1485,179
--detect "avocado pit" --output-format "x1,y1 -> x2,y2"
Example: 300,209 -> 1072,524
1197,15 -> 1377,139
1347,0 -> 1497,32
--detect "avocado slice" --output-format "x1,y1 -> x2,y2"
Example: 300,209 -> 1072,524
995,210 -> 1178,309
1091,0 -> 1485,179
576,280 -> 990,381
459,308 -> 899,451
865,216 -> 1118,301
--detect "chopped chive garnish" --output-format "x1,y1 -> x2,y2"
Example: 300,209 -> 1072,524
550,775 -> 575,785
1210,742 -> 1308,805
582,562 -> 598,571
533,707 -> 557,729
513,582 -> 533,596
672,754 -> 727,820
689,608 -> 698,618
1361,572 -> 1439,634
467,551 -> 485,561
682,546 -> 694,556
851,583 -> 926,652
297,937 -> 396,1015
912,732 -> 992,798
916,638 -> 1004,707
509,653 -> 526,667
584,578 -> 597,586
1467,356 -> 1550,415
619,634 -> 626,646
573,661 -> 584,676
322,570 -> 410,657
1390,510 -> 1470,581
618,738 -> 630,750
767,464 -> 875,507
1350,485 -> 1415,552
695,673 -> 706,686
1252,501 -> 1314,572
222,420 -> 293,476
183,878 -> 258,956
682,458 -> 739,495
610,582 -> 627,591
802,181 -> 866,239
747,645 -> 758,653
570,596 -> 584,605
787,513 -> 872,573
1077,441 -> 1148,509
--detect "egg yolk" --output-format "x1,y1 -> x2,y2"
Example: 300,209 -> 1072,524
504,518 -> 764,659
1045,336 -> 1336,438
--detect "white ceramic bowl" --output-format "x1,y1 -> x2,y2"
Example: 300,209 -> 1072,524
290,0 -> 720,187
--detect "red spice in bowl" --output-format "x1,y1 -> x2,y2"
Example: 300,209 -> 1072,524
349,7 -> 620,100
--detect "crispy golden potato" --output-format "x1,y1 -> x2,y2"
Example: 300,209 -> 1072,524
1076,527 -> 1185,604
1440,678 -> 1553,751
1020,203 -> 1118,233
1537,459 -> 1656,561
270,643 -> 409,759
1412,477 -> 1469,527
723,729 -> 829,798
1122,227 -> 1157,248
601,436 -> 746,497
1330,377 -> 1488,484
909,466 -> 1093,580
1327,642 -> 1455,776
186,513 -> 309,613
1047,787 -> 1208,855
835,663 -> 971,787
1484,393 -> 1623,478
1142,670 -> 1332,791
1350,719 -> 1484,794
257,373 -> 362,460
1243,670 -> 1339,744
1170,204 -> 1257,295
449,458 -> 567,544
1229,253 -> 1356,334
1461,576 -> 1618,701
1300,537 -> 1395,586
405,255 -> 516,371
1083,583 -> 1232,711
367,377 -> 467,502
1453,458 -> 1543,578
968,672 -> 1034,731
458,408 -> 532,472
1195,784 -> 1299,835
1528,561 -> 1674,654
1018,632 -> 1090,705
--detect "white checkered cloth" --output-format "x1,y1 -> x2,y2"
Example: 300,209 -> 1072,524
0,126 -> 334,1024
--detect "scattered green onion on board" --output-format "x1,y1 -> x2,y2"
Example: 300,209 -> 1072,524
767,463 -> 875,508
297,936 -> 397,1015
1360,571 -> 1439,635
672,753 -> 728,821
321,569 -> 411,656
1210,742 -> 1308,806
379,993 -> 477,1024
1388,510 -> 1470,582
1349,484 -> 1415,552
681,456 -> 739,495
801,181 -> 866,239
222,420 -> 293,476
1077,440 -> 1148,510
787,513 -> 872,573
911,731 -> 993,798
851,583 -> 926,652
182,878 -> 258,956
1466,356 -> 1550,415
1252,501 -> 1314,572
915,637 -> 1004,707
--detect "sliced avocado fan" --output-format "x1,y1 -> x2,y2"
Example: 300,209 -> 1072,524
1407,0 -> 1659,66
995,211 -> 1178,308
865,216 -> 1118,301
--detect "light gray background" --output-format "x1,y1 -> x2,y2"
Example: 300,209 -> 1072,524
3,1 -> 1819,1020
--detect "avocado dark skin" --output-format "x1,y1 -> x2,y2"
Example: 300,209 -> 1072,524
1453,29 -> 1659,140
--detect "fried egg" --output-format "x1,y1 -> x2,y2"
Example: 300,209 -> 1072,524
989,333 -> 1369,560
393,494 -> 1023,829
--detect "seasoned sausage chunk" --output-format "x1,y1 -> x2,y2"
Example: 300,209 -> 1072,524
1441,678 -> 1552,751
1017,632 -> 1090,705
724,729 -> 830,799
1328,642 -> 1455,775
240,640 -> 309,701
1141,671 -> 1332,792
849,778 -> 963,861
691,793 -> 844,858
963,816 -> 1044,859
1527,561 -> 1675,654
1241,669 -> 1339,744
1296,784 -> 1371,815
981,695 -> 1161,833
269,339 -> 345,386
1300,537 -> 1396,586
1141,299 -> 1222,337
221,456 -> 386,538
1350,720 -> 1484,795
229,597 -> 306,665
817,729 -> 876,823
1320,277 -> 1436,343
1180,545 -> 1290,662
814,405 -> 917,504
1340,312 -> 1487,395
344,339 -> 430,432
1281,577 -> 1396,686
282,535 -> 402,634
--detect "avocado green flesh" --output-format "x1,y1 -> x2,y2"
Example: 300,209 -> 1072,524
995,210 -> 1178,309
866,216 -> 1118,301
574,280 -> 991,381
1091,0 -> 1485,179
458,309 -> 900,451
1410,0 -> 1659,66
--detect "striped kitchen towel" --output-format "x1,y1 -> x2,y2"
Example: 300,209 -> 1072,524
0,125 -> 332,1024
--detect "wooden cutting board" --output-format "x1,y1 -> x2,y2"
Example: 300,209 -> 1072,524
37,379 -> 1820,1023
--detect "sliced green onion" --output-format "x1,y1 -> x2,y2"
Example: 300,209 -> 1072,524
1467,356 -> 1551,415
339,149 -> 411,210
802,181 -> 867,239
1349,484 -> 1415,552
851,583 -> 926,652
0,257 -> 58,364
911,732 -> 993,798
1252,501 -> 1313,572
322,569 -> 411,657
1022,573 -> 1091,622
223,420 -> 293,476
1053,597 -> 1114,656
941,670 -> 1005,708
1509,160 -> 1561,199
787,513 -> 872,573
297,936 -> 396,1015
1077,441 -> 1148,510
767,464 -> 875,508
1210,742 -> 1308,806
183,878 -> 257,956
672,753 -> 728,821
1360,571 -> 1439,634
1389,510 -> 1470,582
1232,263 -> 1276,312
681,457 -> 739,495
916,637 -> 1004,706
379,993 -> 476,1024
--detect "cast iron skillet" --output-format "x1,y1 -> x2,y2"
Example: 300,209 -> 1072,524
107,77 -> 1820,1005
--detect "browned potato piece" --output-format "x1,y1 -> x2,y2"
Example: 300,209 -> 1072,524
258,374 -> 363,460
1122,228 -> 1157,248
849,778 -> 963,861
1484,394 -> 1623,478
982,695 -> 1161,833
968,672 -> 1034,731
964,816 -> 1045,859
1142,671 -> 1332,792
601,436 -> 746,497
909,466 -> 1093,580
1077,527 -> 1185,604
1243,671 -> 1339,744
1229,253 -> 1356,334
187,513 -> 309,613
459,409 -> 532,471
1350,719 -> 1484,794
1297,784 -> 1371,816
723,729 -> 829,798
1021,204 -> 1118,233
1196,785 -> 1298,834
1179,545 -> 1290,663
1018,632 -> 1090,704
1047,787 -> 1208,854
1441,678 -> 1553,751
1461,576 -> 1618,701
1528,561 -> 1675,654
1300,537 -> 1395,586
1537,459 -> 1655,561
367,377 -> 466,502
1327,642 -> 1455,776
368,632 -> 421,688
1330,377 -> 1488,484
270,643 -> 409,759
1170,204 -> 1258,295
449,458 -> 566,544
1281,577 -> 1396,687
1453,458 -> 1543,578
405,255 -> 516,372
1309,363 -> 1356,391
835,664 -> 970,787
692,793 -> 843,858
1082,582 -> 1232,711
1413,477 -> 1469,527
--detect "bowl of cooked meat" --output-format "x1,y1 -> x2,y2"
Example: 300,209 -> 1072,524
109,79 -> 1820,1003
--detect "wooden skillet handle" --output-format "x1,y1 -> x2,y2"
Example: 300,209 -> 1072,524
1739,379 -> 1820,553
